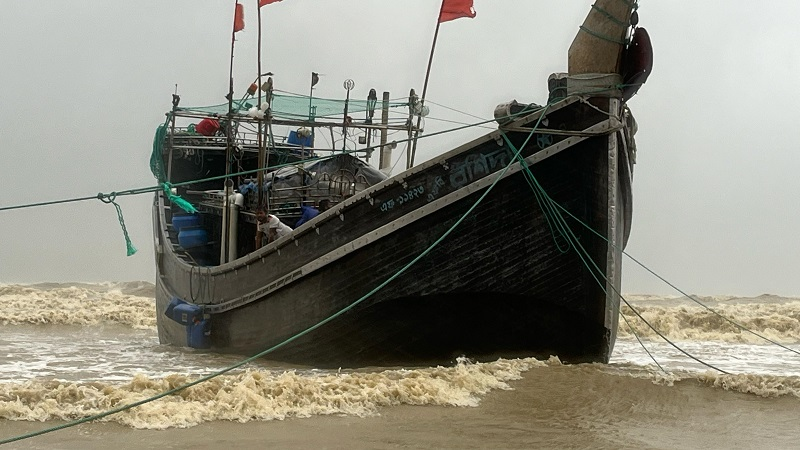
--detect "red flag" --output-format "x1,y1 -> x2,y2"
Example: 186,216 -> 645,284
259,0 -> 283,6
233,3 -> 244,32
438,0 -> 476,23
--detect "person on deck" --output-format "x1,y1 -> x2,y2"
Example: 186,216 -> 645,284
255,208 -> 293,248
295,204 -> 319,228
295,199 -> 331,227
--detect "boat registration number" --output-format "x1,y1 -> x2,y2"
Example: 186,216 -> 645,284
380,186 -> 425,212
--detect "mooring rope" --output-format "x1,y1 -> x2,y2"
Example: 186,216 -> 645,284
550,201 -> 800,359
500,133 -> 728,375
0,97 -> 586,258
4,87 -> 707,445
0,93 -> 553,447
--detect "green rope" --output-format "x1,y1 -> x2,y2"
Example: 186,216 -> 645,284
618,307 -> 666,373
552,200 -> 800,359
590,4 -> 628,28
507,113 -> 798,367
502,134 -> 728,374
0,194 -> 103,212
0,96 -> 548,447
162,182 -> 198,214
578,25 -> 627,45
97,193 -> 137,256
150,117 -> 198,214
513,148 -> 571,253
5,89 -> 752,445
1,87 -> 616,255
1,86 -> 611,214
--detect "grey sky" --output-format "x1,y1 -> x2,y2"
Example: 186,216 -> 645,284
1,1 -> 798,296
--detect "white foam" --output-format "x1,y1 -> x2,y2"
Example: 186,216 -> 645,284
0,358 -> 547,429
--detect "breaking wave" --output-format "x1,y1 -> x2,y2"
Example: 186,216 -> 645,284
1,357 -> 798,430
0,282 -> 156,329
618,295 -> 800,343
0,357 -> 547,429
3,284 -> 799,344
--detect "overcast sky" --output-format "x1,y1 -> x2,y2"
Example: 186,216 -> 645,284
1,1 -> 798,296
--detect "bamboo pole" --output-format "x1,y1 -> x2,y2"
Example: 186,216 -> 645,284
222,0 -> 240,263
378,91 -> 390,174
257,1 -> 266,207
408,0 -> 446,168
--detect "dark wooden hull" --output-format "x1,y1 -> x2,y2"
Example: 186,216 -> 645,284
154,97 -> 634,367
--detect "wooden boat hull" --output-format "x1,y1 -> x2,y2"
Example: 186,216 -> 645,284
154,98 -> 633,367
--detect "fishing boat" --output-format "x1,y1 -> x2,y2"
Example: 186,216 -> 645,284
152,0 -> 652,367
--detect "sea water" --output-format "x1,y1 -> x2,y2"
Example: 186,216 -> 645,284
1,283 -> 799,449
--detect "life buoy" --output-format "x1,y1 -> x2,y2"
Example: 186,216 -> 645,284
620,27 -> 653,101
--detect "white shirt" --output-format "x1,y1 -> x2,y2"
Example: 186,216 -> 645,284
258,214 -> 293,240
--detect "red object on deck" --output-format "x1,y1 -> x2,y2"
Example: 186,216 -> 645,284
196,118 -> 220,136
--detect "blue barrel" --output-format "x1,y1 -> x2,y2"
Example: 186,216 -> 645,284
178,228 -> 208,249
172,214 -> 201,231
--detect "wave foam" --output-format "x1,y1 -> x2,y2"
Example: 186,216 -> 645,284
618,301 -> 800,343
0,284 -> 155,328
0,358 -> 546,429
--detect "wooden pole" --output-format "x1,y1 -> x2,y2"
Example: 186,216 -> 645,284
256,1 -> 266,207
309,72 -> 318,146
378,91 -> 390,174
226,0 -> 239,176
408,0 -> 445,168
406,90 -> 415,170
265,80 -> 274,215
222,0 -> 239,263
166,89 -> 179,182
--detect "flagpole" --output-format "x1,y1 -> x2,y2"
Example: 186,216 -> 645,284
409,0 -> 445,168
226,0 -> 239,177
222,0 -> 240,263
257,0 -> 266,207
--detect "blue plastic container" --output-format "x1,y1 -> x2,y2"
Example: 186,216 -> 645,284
187,319 -> 211,349
178,228 -> 208,249
164,297 -> 184,320
287,130 -> 313,147
171,302 -> 203,326
172,214 -> 201,231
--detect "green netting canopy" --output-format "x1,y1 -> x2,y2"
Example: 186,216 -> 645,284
178,92 -> 409,120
